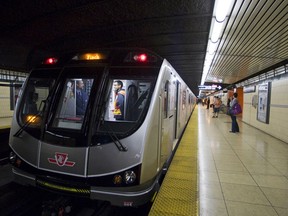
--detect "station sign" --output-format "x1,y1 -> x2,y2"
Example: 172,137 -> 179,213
244,86 -> 256,93
198,85 -> 222,90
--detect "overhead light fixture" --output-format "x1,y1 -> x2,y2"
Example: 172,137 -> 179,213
207,40 -> 219,55
200,0 -> 235,85
211,20 -> 223,43
215,0 -> 234,22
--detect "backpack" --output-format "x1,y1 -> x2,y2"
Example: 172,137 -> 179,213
230,103 -> 242,115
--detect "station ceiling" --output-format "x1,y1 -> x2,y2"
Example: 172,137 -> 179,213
0,0 -> 287,96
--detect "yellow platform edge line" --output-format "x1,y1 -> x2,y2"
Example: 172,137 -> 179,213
149,107 -> 199,216
0,125 -> 11,130
0,117 -> 12,129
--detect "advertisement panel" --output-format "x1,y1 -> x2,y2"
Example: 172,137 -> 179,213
257,82 -> 271,124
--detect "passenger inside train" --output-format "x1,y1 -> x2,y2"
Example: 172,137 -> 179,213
113,80 -> 125,120
53,78 -> 93,129
75,79 -> 88,116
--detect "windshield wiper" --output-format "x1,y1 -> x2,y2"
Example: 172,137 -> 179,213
14,100 -> 46,137
100,121 -> 128,152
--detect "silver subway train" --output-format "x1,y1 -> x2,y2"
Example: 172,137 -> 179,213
9,48 -> 196,207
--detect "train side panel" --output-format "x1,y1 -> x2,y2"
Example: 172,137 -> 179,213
141,60 -> 195,184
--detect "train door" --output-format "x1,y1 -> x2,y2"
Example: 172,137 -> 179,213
160,80 -> 170,166
174,81 -> 180,140
160,69 -> 178,168
175,81 -> 182,139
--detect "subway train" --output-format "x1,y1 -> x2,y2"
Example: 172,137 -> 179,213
9,48 -> 196,207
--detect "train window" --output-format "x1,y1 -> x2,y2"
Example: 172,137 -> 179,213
103,79 -> 151,122
182,90 -> 186,109
52,78 -> 94,130
20,77 -> 55,127
163,81 -> 169,118
91,77 -> 154,144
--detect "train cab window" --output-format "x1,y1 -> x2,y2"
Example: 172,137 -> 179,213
90,77 -> 154,143
52,78 -> 94,130
20,77 -> 55,128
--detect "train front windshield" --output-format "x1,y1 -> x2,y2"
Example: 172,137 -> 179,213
52,78 -> 94,130
36,67 -> 158,147
16,69 -> 58,138
17,66 -> 157,146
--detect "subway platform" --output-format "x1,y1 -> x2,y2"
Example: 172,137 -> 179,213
0,117 -> 12,130
150,105 -> 288,216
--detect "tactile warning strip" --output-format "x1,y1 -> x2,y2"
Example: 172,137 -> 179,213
149,108 -> 198,216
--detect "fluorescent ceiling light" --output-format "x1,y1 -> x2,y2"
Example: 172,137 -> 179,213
211,19 -> 224,43
200,0 -> 234,87
215,0 -> 234,22
207,40 -> 219,54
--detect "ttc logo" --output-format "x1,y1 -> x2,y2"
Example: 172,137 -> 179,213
48,152 -> 76,167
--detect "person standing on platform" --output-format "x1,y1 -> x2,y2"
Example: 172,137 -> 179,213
226,97 -> 231,115
229,93 -> 240,133
212,96 -> 221,118
206,97 -> 210,109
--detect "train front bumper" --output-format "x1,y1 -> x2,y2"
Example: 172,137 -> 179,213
90,179 -> 159,207
11,167 -> 160,207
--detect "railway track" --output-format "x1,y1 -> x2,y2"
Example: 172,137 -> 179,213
0,182 -> 43,216
0,128 -> 10,165
0,181 -> 152,216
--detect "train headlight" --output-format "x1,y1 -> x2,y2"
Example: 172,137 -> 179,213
124,171 -> 136,184
9,152 -> 22,167
113,175 -> 123,185
9,152 -> 17,164
26,115 -> 41,125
